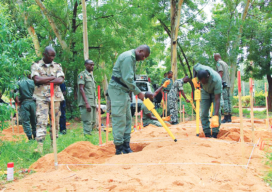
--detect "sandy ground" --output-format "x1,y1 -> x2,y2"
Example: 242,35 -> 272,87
2,117 -> 272,192
0,125 -> 27,141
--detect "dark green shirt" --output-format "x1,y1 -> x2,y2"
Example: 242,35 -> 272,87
17,78 -> 35,102
193,63 -> 222,95
109,49 -> 140,95
77,70 -> 97,107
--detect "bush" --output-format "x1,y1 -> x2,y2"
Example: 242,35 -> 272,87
0,104 -> 14,130
232,91 -> 266,107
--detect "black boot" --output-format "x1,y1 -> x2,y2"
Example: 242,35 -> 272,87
227,114 -> 232,123
27,135 -> 33,140
123,142 -> 133,154
205,132 -> 212,138
221,115 -> 229,123
32,132 -> 36,140
115,145 -> 123,155
212,132 -> 218,138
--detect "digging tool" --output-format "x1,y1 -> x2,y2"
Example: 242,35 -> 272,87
140,110 -> 143,130
192,78 -> 201,136
210,103 -> 213,118
183,105 -> 185,123
190,99 -> 196,113
50,83 -> 58,169
162,92 -> 165,117
15,103 -> 19,133
143,98 -> 177,142
265,83 -> 270,131
249,78 -> 255,143
98,86 -> 102,145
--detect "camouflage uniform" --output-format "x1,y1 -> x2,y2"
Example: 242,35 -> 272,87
167,79 -> 184,123
31,60 -> 65,143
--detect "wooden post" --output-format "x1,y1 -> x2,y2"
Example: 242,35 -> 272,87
237,71 -> 245,161
50,83 -> 58,169
183,105 -> 185,123
179,92 -> 182,123
140,110 -> 143,130
98,86 -> 102,145
106,112 -> 109,143
10,99 -> 14,133
265,83 -> 270,131
82,0 -> 89,60
249,78 -> 255,143
135,95 -> 138,130
166,93 -> 168,117
15,103 -> 19,133
162,92 -> 165,117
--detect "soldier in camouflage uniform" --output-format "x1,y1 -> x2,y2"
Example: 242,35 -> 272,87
31,46 -> 65,153
214,53 -> 232,123
77,60 -> 97,135
167,77 -> 190,124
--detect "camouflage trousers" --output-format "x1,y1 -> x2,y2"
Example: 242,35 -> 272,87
143,119 -> 162,127
36,100 -> 60,143
223,87 -> 232,114
168,94 -> 179,123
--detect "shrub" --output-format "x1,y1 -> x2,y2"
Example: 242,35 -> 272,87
232,91 -> 266,107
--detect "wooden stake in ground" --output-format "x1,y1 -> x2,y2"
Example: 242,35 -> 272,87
15,103 -> 19,133
50,83 -> 58,169
10,99 -> 14,133
98,86 -> 102,145
183,105 -> 185,123
162,92 -> 165,117
135,95 -> 138,130
237,71 -> 245,161
179,92 -> 182,123
166,93 -> 168,117
249,78 -> 255,143
81,0 -> 89,60
140,110 -> 143,130
106,112 -> 109,143
265,83 -> 270,131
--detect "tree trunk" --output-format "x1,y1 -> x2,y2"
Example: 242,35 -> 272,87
17,0 -> 41,57
82,0 -> 89,60
267,75 -> 272,111
170,0 -> 184,82
35,0 -> 68,50
229,0 -> 251,94
101,61 -> 108,99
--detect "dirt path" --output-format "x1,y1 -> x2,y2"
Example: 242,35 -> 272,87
3,118 -> 272,191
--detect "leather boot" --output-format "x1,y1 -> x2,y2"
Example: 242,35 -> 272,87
123,142 -> 133,154
212,132 -> 218,138
221,115 -> 229,123
115,145 -> 124,155
227,114 -> 232,123
205,132 -> 212,138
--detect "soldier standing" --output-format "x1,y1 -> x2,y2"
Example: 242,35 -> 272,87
31,46 -> 65,153
14,73 -> 36,141
214,53 -> 232,123
193,63 -> 222,138
167,77 -> 190,125
59,82 -> 67,134
77,60 -> 97,136
108,45 -> 150,155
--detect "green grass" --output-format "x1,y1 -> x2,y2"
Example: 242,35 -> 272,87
0,123 -> 113,184
264,153 -> 272,186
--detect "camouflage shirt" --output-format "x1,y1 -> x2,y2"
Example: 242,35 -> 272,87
169,79 -> 184,98
31,59 -> 65,102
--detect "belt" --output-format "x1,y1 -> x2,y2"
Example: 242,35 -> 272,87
111,76 -> 129,89
21,98 -> 35,103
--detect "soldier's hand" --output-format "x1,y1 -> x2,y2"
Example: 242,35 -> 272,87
138,92 -> 145,101
86,104 -> 91,112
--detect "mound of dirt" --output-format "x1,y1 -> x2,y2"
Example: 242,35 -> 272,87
0,125 -> 26,141
30,141 -> 149,172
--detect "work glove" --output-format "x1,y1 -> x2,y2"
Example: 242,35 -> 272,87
210,115 -> 219,128
162,80 -> 171,88
162,116 -> 171,121
192,78 -> 200,89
